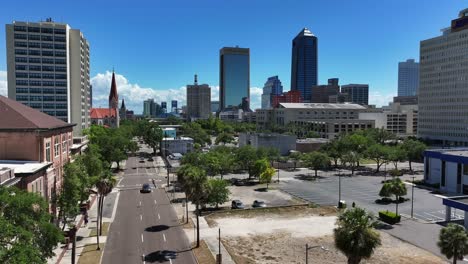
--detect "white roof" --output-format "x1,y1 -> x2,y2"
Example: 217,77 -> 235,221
0,160 -> 51,174
279,103 -> 367,110
162,137 -> 193,141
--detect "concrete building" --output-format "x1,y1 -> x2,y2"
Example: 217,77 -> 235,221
0,95 -> 74,213
186,75 -> 211,120
310,78 -> 340,103
296,138 -> 330,153
143,99 -> 162,118
291,28 -> 318,102
239,133 -> 296,155
261,76 -> 283,109
90,71 -> 119,128
341,84 -> 369,105
220,47 -> 250,110
6,19 -> 91,136
219,108 -> 244,122
418,9 -> 468,146
161,137 -> 194,155
398,59 -> 419,96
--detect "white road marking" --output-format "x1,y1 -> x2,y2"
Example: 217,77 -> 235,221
142,254 -> 145,264
154,200 -> 157,205
139,201 -> 142,207
158,213 -> 160,220
141,234 -> 144,243
140,214 -> 142,221
169,258 -> 172,264
163,233 -> 166,242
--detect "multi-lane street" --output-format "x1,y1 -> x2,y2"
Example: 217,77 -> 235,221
102,144 -> 196,264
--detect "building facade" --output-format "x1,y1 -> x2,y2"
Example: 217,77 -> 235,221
161,137 -> 194,155
398,59 -> 419,97
239,133 -> 297,155
424,149 -> 468,194
310,78 -> 340,103
291,28 -> 318,102
6,19 -> 91,136
171,100 -> 177,113
261,76 -> 283,109
211,101 -> 220,113
271,90 -> 302,108
186,75 -> 211,120
418,9 -> 468,145
219,46 -> 250,110
341,84 -> 369,105
143,99 -> 162,117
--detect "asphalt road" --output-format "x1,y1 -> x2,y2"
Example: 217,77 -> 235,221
102,146 -> 196,264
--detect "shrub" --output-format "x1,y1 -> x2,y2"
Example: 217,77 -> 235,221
379,210 -> 401,225
389,169 -> 403,177
375,197 -> 392,204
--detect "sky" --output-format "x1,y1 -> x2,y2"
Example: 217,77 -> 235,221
0,1 -> 465,113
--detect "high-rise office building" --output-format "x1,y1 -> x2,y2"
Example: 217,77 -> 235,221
6,19 -> 91,136
143,98 -> 162,117
261,76 -> 283,109
341,84 -> 369,105
161,101 -> 167,113
171,100 -> 177,113
291,28 -> 318,102
187,75 -> 211,120
219,46 -> 250,110
419,9 -> 468,145
398,59 -> 419,96
310,78 -> 340,103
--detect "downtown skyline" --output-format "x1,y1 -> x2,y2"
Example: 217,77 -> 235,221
0,1 -> 465,113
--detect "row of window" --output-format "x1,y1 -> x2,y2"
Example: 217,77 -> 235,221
14,33 -> 66,42
15,64 -> 67,72
16,95 -> 67,102
15,72 -> 67,79
16,80 -> 67,87
15,41 -> 66,49
16,87 -> 67,94
14,25 -> 66,35
15,49 -> 66,57
15,57 -> 66,64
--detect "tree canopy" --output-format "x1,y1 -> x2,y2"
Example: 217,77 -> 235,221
438,223 -> 468,264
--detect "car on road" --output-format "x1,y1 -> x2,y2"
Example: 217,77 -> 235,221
148,157 -> 154,162
231,200 -> 245,209
252,200 -> 266,208
140,183 -> 152,193
161,250 -> 177,260
139,157 -> 145,163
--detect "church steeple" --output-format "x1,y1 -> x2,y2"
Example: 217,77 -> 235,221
120,98 -> 126,110
109,70 -> 118,109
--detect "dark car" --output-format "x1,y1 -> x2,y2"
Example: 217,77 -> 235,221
140,183 -> 152,193
252,200 -> 266,208
231,200 -> 245,209
139,157 -> 145,163
148,157 -> 154,162
161,250 -> 177,260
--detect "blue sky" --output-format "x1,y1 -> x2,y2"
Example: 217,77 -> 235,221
0,1 -> 465,112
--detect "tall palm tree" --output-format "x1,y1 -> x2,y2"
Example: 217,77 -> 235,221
438,223 -> 468,264
95,171 -> 116,250
334,207 -> 381,264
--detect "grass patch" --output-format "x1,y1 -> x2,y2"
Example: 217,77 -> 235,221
359,158 -> 376,165
192,240 -> 216,264
77,243 -> 104,264
222,239 -> 255,264
89,222 -> 110,237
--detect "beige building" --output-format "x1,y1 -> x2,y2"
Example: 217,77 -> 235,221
186,75 -> 211,120
6,19 -> 91,136
418,9 -> 468,145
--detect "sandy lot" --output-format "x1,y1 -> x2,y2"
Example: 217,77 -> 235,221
222,186 -> 301,208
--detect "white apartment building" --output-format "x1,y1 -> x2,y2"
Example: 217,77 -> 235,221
6,19 -> 91,136
418,9 -> 468,146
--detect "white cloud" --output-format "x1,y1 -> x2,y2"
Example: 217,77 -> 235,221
0,71 -> 7,97
91,71 -> 262,113
369,90 -> 396,107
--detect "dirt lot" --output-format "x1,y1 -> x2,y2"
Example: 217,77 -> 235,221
206,206 -> 444,264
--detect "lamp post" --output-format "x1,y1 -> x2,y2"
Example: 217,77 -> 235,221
216,228 -> 222,264
305,244 -> 328,264
338,169 -> 342,208
411,176 -> 415,218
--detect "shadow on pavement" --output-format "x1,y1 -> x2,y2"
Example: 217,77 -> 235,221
375,222 -> 394,230
294,174 -> 326,181
145,225 -> 170,232
144,251 -> 175,263
254,187 -> 268,192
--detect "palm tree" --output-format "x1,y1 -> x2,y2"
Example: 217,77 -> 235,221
438,223 -> 468,264
95,171 -> 116,250
334,207 -> 381,264
379,178 -> 407,215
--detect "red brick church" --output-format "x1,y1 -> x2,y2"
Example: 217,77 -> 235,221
90,71 -> 120,128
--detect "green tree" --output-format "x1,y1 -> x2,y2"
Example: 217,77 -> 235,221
181,151 -> 202,166
379,177 -> 407,215
251,158 -> 270,179
201,152 -> 221,177
438,223 -> 468,264
362,127 -> 395,145
321,140 -> 342,168
206,178 -> 230,208
302,151 -> 330,177
141,122 -> 162,155
260,167 -> 275,190
289,152 -> 303,171
401,139 -> 426,171
388,145 -> 406,170
0,187 -> 63,263
215,132 -> 234,145
342,151 -> 360,175
334,207 -> 381,264
365,144 -> 390,173
57,162 -> 83,230
305,131 -> 321,138
182,122 -> 211,146
235,145 -> 257,176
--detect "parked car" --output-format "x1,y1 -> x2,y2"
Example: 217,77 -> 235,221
140,183 -> 152,193
148,157 -> 154,162
161,250 -> 177,260
139,157 -> 145,163
252,200 -> 266,208
231,200 -> 245,209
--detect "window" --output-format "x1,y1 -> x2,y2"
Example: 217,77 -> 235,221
30,88 -> 42,93
55,59 -> 66,64
13,25 -> 26,31
16,88 -> 29,93
15,65 -> 27,70
62,141 -> 67,154
458,163 -> 462,185
15,49 -> 27,55
54,137 -> 60,157
54,44 -> 66,50
54,28 -> 66,34
56,82 -> 67,87
41,35 -> 53,41
16,72 -> 28,78
42,58 -> 54,64
42,43 -> 53,49
55,74 -> 66,79
42,73 -> 55,79
29,57 -> 41,63
30,81 -> 42,86
464,164 -> 468,175
42,81 -> 55,87
45,141 -> 51,162
16,95 -> 28,101
28,42 -> 41,48
55,67 -> 66,72
42,50 -> 54,57
14,33 -> 27,39
28,27 -> 40,32
14,41 -> 27,47
29,65 -> 41,71
55,51 -> 66,57
29,34 -> 40,40
16,80 -> 28,86
54,36 -> 66,42
41,28 -> 53,34
42,66 -> 54,71
29,50 -> 41,56
15,57 -> 27,63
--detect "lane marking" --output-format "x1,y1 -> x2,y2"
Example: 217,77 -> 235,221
141,234 -> 144,243
142,254 -> 145,264
139,201 -> 142,207
163,233 -> 166,242
158,213 -> 160,220
154,200 -> 157,205
140,214 -> 142,221
169,258 -> 172,264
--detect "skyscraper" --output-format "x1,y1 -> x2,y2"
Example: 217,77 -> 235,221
419,9 -> 468,145
341,84 -> 369,105
291,28 -> 318,102
187,75 -> 211,120
398,59 -> 419,96
171,100 -> 178,113
261,76 -> 283,109
6,19 -> 91,136
161,101 -> 167,113
219,46 -> 250,110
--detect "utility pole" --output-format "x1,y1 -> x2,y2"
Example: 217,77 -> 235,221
411,175 -> 415,218
217,228 -> 222,264
305,243 -> 308,264
338,169 -> 342,208
277,161 -> 280,183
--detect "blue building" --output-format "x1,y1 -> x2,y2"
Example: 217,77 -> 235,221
171,100 -> 177,113
291,28 -> 318,102
261,76 -> 283,109
398,59 -> 419,97
219,46 -> 250,110
161,101 -> 167,113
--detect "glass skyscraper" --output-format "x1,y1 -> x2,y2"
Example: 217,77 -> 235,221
291,28 -> 318,102
261,76 -> 283,109
398,59 -> 419,96
219,47 -> 250,110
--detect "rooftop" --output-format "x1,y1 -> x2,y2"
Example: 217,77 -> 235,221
0,160 -> 52,174
279,103 -> 367,110
162,137 -> 193,141
425,148 -> 468,157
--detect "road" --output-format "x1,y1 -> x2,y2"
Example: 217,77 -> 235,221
102,144 -> 196,264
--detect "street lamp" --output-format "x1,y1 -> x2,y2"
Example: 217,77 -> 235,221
338,168 -> 342,208
305,244 -> 328,264
411,175 -> 415,218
